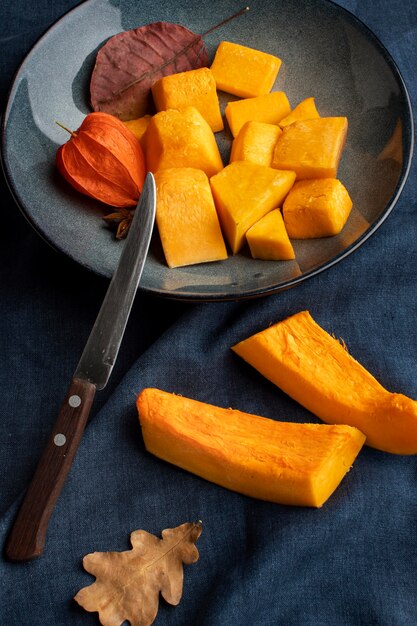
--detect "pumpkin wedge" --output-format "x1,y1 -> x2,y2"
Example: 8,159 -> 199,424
137,388 -> 365,507
246,209 -> 295,260
279,96 -> 320,128
210,161 -> 296,254
232,311 -> 417,455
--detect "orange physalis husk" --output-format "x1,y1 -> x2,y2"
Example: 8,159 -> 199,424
56,112 -> 146,207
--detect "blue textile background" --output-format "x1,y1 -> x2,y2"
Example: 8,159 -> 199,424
1,1 -> 416,624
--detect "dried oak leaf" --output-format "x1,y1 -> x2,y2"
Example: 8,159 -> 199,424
74,521 -> 202,626
90,22 -> 209,121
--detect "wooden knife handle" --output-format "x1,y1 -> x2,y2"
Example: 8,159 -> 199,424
5,378 -> 96,561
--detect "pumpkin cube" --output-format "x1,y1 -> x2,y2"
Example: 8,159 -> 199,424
145,107 -> 223,178
279,97 -> 320,128
283,178 -> 353,238
211,41 -> 282,98
246,210 -> 295,260
155,168 -> 227,268
151,68 -> 223,133
230,121 -> 282,167
272,117 -> 348,179
123,115 -> 152,149
210,161 -> 296,254
225,92 -> 291,137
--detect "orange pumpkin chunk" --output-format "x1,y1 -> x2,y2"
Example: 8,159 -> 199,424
151,68 -> 223,132
210,41 -> 282,98
246,210 -> 295,260
283,178 -> 353,238
145,107 -> 223,177
225,92 -> 291,137
210,161 -> 296,254
272,117 -> 348,179
232,310 -> 417,455
123,115 -> 152,149
279,96 -> 320,128
230,121 -> 282,167
155,168 -> 227,268
137,387 -> 366,508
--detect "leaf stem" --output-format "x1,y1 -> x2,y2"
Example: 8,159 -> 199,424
201,6 -> 250,37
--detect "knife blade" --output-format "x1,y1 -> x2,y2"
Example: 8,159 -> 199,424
5,172 -> 156,561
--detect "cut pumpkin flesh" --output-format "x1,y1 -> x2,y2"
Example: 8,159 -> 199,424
154,167 -> 227,268
279,96 -> 320,128
272,116 -> 348,179
137,388 -> 365,507
232,311 -> 417,455
210,161 -> 296,254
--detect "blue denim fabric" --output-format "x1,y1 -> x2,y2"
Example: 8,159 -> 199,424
1,1 -> 417,624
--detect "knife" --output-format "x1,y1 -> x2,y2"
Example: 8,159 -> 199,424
5,172 -> 156,561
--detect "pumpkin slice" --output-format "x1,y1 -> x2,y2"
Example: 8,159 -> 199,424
137,388 -> 365,507
232,311 -> 417,455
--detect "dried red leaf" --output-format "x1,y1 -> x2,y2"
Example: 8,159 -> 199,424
90,21 -> 209,121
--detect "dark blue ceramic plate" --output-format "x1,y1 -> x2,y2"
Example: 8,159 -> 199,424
1,0 -> 414,300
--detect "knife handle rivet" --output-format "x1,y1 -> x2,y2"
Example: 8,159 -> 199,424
68,394 -> 82,408
54,434 -> 67,447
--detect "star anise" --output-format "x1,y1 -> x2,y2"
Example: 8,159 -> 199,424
103,207 -> 134,239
